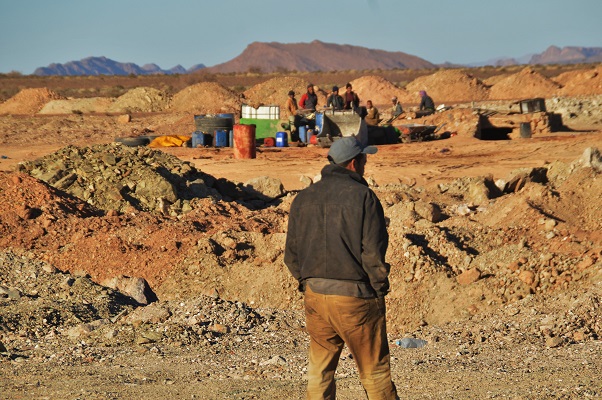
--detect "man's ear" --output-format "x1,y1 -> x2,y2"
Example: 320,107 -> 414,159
348,158 -> 358,172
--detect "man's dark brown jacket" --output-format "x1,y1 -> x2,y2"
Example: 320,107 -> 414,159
284,164 -> 390,299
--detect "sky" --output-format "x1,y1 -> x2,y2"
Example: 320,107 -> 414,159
1,0 -> 601,74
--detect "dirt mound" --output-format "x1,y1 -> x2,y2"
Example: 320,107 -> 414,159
169,82 -> 242,114
482,73 -> 511,86
2,146 -> 600,333
107,87 -> 171,113
488,67 -> 562,100
0,88 -> 65,115
243,76 -> 313,109
405,69 -> 490,104
38,97 -> 114,114
349,75 -> 411,108
0,172 -> 101,249
555,65 -> 602,97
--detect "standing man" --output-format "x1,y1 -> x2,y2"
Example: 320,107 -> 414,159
299,83 -> 318,111
343,82 -> 360,111
282,90 -> 299,140
285,90 -> 298,117
284,136 -> 398,400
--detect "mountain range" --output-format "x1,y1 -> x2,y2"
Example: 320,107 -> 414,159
33,56 -> 205,76
32,42 -> 602,76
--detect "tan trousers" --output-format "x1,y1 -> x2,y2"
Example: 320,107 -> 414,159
304,286 -> 398,400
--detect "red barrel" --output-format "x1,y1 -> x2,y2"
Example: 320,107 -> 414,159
233,124 -> 256,159
264,137 -> 276,147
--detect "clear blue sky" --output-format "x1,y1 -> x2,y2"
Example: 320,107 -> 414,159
1,0 -> 601,74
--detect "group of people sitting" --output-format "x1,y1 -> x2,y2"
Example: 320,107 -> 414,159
284,82 -> 436,128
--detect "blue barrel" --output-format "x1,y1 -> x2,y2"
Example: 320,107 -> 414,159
215,129 -> 228,147
276,131 -> 288,147
217,113 -> 235,122
315,112 -> 324,134
299,125 -> 307,143
192,131 -> 206,148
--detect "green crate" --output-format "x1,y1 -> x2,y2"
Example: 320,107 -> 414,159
239,118 -> 281,140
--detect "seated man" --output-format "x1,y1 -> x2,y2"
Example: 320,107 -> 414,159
418,90 -> 435,116
391,96 -> 403,118
364,100 -> 381,126
326,86 -> 344,110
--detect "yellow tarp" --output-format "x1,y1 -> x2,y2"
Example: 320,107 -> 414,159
149,135 -> 191,147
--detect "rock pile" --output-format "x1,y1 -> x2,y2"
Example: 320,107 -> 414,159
15,143 -> 286,215
0,250 -> 138,339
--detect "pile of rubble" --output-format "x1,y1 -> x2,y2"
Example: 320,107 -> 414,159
15,143 -> 286,215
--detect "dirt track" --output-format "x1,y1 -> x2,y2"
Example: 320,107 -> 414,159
1,70 -> 602,399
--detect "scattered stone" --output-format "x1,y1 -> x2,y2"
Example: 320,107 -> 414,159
546,336 -> 564,348
543,219 -> 557,231
117,114 -> 132,124
209,324 -> 230,334
579,147 -> 602,171
518,270 -> 535,285
102,275 -> 158,305
414,201 -> 442,223
64,323 -> 95,339
299,175 -> 313,188
457,268 -> 481,285
243,176 -> 285,202
259,355 -> 287,366
126,303 -> 171,325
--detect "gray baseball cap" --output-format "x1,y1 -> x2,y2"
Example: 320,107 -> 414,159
328,136 -> 377,164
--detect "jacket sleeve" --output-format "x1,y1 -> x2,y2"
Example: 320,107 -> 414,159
284,203 -> 302,290
299,94 -> 307,109
361,191 -> 390,297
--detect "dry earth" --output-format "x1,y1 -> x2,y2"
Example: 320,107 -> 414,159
1,68 -> 602,399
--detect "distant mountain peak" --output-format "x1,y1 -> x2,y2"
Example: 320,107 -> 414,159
205,40 -> 436,73
33,56 -> 201,76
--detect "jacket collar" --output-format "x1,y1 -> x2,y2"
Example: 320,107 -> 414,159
320,164 -> 368,186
